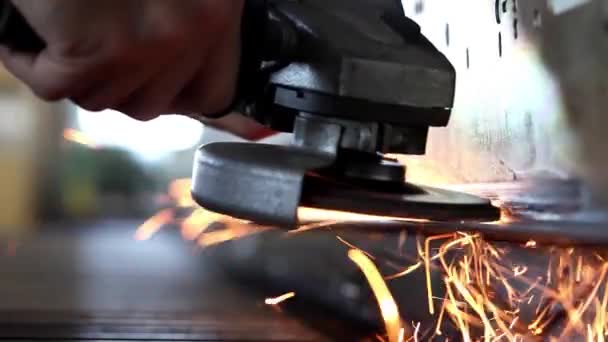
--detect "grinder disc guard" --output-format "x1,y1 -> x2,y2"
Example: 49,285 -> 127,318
192,143 -> 500,228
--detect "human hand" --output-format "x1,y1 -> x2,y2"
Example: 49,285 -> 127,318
0,0 -> 244,121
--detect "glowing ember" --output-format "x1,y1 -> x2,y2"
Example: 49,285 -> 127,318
197,221 -> 268,247
411,322 -> 421,342
181,208 -> 225,241
63,128 -> 97,149
513,265 -> 528,277
525,240 -> 538,248
134,208 -> 174,241
265,292 -> 296,305
348,249 -> 406,342
168,178 -> 196,208
384,262 -> 422,281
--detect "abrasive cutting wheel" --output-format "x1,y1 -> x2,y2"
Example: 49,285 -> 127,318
191,143 -> 501,228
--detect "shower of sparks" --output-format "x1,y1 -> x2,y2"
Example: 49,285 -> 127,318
349,249 -> 406,342
382,231 -> 608,340
265,292 -> 296,305
136,177 -> 608,340
136,179 -> 267,244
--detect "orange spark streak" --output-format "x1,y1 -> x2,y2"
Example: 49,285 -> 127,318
424,234 -> 456,315
411,322 -> 421,342
576,256 -> 583,283
444,277 -> 471,342
298,207 -> 429,224
349,249 -> 406,342
449,271 -> 496,340
435,298 -> 448,336
513,266 -> 528,277
134,209 -> 174,241
337,236 -> 376,260
563,264 -> 608,337
63,128 -> 97,148
197,222 -> 268,247
168,179 -> 195,207
600,285 -> 608,339
385,262 -> 423,280
181,208 -> 224,241
265,292 -> 296,305
398,231 -> 407,256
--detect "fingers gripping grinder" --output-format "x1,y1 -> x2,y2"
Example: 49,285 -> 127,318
191,0 -> 500,227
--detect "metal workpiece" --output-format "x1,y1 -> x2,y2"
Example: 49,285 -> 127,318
399,0 -> 608,196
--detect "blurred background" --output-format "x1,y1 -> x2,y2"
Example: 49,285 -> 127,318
0,62 -> 330,341
0,66 -> 234,234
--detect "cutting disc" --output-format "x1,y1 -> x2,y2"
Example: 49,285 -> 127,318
300,175 -> 501,222
192,142 -> 501,228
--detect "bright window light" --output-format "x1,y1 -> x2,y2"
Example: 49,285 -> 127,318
76,108 -> 204,161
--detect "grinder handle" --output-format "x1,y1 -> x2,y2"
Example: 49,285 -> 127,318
0,1 -> 45,52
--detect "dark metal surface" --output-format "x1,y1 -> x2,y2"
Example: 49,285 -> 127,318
0,221 -> 325,341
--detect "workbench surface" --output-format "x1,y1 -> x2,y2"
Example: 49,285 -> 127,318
0,221 -> 325,341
